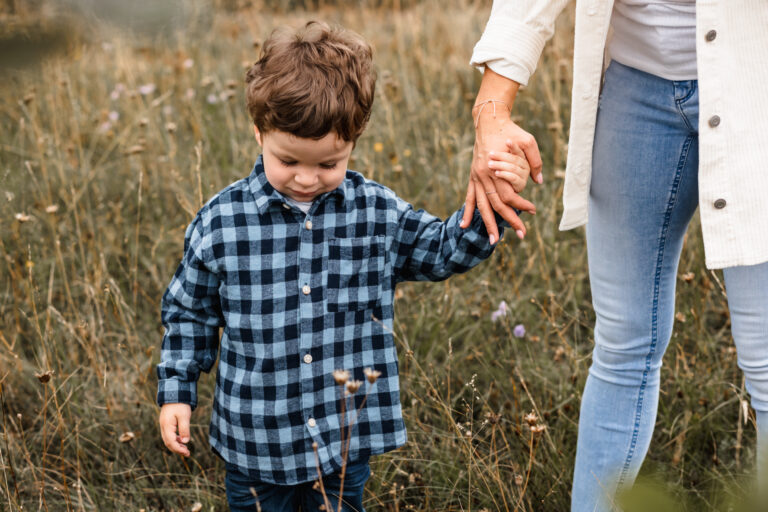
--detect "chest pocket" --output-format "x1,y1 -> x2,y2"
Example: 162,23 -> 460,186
327,235 -> 386,312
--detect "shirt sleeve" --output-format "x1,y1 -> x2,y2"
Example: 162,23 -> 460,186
391,197 -> 509,283
470,0 -> 572,86
156,212 -> 224,410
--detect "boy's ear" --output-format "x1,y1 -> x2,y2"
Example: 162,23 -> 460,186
253,125 -> 262,146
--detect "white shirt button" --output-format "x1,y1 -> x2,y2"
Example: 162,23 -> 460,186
302,285 -> 311,295
282,203 -> 290,210
303,354 -> 313,364
305,220 -> 313,230
307,418 -> 317,428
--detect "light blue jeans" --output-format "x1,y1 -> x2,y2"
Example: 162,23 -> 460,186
572,61 -> 768,512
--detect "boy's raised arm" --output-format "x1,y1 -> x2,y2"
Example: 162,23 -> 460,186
156,213 -> 224,411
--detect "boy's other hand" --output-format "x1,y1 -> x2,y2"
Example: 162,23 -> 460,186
159,403 -> 192,457
488,143 -> 532,193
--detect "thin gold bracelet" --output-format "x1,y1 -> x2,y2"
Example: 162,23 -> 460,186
472,99 -> 510,127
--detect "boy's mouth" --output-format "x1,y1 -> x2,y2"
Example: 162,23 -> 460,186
289,189 -> 318,200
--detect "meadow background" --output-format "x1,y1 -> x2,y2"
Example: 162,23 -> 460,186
0,0 -> 759,510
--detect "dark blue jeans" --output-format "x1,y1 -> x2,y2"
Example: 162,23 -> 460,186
225,459 -> 370,512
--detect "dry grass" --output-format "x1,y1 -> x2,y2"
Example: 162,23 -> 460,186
0,1 -> 758,510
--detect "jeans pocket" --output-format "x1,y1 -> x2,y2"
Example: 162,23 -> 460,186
225,469 -> 259,506
326,236 -> 386,312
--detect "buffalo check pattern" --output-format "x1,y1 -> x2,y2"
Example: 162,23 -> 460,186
157,156 -> 503,485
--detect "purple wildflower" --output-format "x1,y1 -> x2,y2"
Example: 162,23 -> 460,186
513,324 -> 526,338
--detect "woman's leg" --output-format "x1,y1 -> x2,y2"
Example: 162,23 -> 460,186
572,61 -> 700,512
722,262 -> 768,479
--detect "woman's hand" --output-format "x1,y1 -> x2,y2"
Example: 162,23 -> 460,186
460,68 -> 543,244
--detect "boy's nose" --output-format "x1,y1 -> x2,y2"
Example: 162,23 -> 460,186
294,170 -> 318,187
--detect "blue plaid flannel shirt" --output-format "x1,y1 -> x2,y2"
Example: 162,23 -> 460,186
157,156 -> 504,485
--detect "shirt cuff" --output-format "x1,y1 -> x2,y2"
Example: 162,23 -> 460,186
157,378 -> 198,411
464,206 -> 514,236
470,20 -> 549,86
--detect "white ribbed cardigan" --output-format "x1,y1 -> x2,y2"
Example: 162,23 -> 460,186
471,0 -> 768,269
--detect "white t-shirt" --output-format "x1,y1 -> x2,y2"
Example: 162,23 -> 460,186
285,196 -> 313,214
609,0 -> 697,80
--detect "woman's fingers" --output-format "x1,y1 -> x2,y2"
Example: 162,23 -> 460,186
473,181 -> 501,244
486,193 -> 527,239
517,135 -> 543,184
461,180 -> 477,229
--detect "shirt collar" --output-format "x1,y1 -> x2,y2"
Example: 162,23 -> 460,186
247,155 -> 349,215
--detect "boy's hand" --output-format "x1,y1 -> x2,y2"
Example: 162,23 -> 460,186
488,143 -> 532,194
159,403 -> 192,457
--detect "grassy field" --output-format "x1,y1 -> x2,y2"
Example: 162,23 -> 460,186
0,1 -> 759,510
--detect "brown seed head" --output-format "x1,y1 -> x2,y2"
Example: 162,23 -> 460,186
35,370 -> 54,384
524,411 -> 538,426
332,369 -> 350,385
364,367 -> 381,384
346,380 -> 363,394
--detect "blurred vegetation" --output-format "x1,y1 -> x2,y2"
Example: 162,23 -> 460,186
0,0 -> 760,510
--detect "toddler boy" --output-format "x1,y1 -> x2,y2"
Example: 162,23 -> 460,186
157,21 -> 529,511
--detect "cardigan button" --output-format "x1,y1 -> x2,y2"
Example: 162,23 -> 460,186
705,29 -> 717,42
708,115 -> 721,128
302,285 -> 311,295
714,198 -> 726,209
307,418 -> 317,428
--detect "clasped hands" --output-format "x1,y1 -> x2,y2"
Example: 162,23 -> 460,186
459,101 -> 543,245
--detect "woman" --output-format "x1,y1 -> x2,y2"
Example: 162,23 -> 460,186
463,1 -> 768,510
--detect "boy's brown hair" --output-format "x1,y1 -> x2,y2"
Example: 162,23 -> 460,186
245,21 -> 376,142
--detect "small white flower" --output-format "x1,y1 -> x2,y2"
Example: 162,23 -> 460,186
108,111 -> 119,122
138,83 -> 156,96
490,300 -> 508,322
183,58 -> 194,69
206,93 -> 219,104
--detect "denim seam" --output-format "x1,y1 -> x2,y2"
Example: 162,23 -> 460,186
674,81 -> 697,132
616,133 -> 694,488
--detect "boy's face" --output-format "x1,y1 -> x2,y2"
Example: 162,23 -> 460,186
255,127 -> 354,203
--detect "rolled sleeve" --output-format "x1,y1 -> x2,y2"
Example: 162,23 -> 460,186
470,0 -> 571,86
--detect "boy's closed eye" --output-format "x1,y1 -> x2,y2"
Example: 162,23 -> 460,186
279,159 -> 338,170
